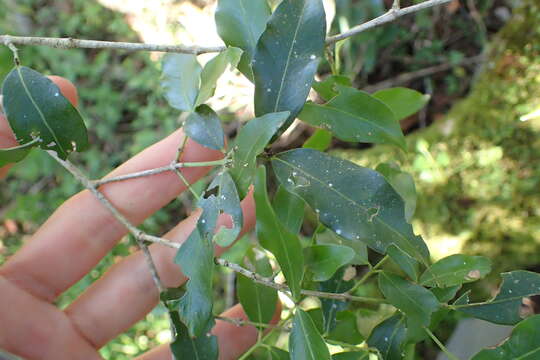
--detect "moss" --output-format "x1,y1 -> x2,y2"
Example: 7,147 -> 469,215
335,0 -> 540,274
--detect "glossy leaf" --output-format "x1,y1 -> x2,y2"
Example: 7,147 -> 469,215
174,227 -> 215,336
2,66 -> 88,160
196,47 -> 243,106
272,149 -> 430,263
253,0 -> 326,129
161,53 -> 201,112
420,254 -> 492,287
332,351 -> 370,360
303,128 -> 332,151
169,310 -> 218,360
237,249 -> 277,327
319,268 -> 354,334
273,185 -> 305,234
305,245 -> 355,282
215,0 -> 271,79
299,86 -> 405,149
367,314 -> 407,360
327,311 -> 363,344
471,315 -> 540,360
373,87 -> 430,121
387,244 -> 419,282
230,111 -> 289,197
0,138 -> 37,166
315,227 -> 369,266
254,166 -> 304,299
290,309 -> 331,360
456,270 -> 540,325
431,285 -> 461,303
376,162 -> 416,222
312,75 -> 352,102
378,272 -> 439,327
184,105 -> 225,151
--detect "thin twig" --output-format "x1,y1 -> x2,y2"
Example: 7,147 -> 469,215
1,0 -> 451,55
424,327 -> 460,360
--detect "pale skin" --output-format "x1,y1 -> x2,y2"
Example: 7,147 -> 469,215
0,76 -> 278,359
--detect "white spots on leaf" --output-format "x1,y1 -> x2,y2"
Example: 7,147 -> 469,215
335,229 -> 342,235
309,54 -> 316,60
328,183 -> 333,187
54,92 -> 59,97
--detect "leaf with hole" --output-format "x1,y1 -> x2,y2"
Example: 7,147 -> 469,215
373,87 -> 430,121
420,254 -> 492,288
290,309 -> 331,360
254,166 -> 304,299
2,66 -> 88,160
271,148 -> 430,263
253,0 -> 326,130
299,86 -> 405,149
456,270 -> 540,325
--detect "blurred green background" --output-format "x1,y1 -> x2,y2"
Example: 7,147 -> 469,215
1,0 -> 539,358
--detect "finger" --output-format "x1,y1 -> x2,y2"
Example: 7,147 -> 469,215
135,302 -> 282,360
0,76 -> 78,179
0,130 -> 223,302
65,191 -> 256,348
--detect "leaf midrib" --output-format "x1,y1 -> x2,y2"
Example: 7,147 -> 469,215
382,273 -> 433,325
296,311 -> 319,360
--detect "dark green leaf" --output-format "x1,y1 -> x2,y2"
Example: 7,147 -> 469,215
431,285 -> 461,303
161,53 -> 201,112
332,351 -> 370,360
378,272 -> 439,327
2,66 -> 88,160
305,245 -> 355,282
471,315 -> 540,360
174,228 -> 215,336
367,314 -> 407,360
373,87 -> 430,121
215,0 -> 271,79
169,310 -> 218,360
420,254 -> 492,288
253,0 -> 326,129
299,86 -> 405,149
0,138 -> 37,166
184,105 -> 225,151
375,163 -> 416,222
319,268 -> 354,334
230,111 -> 290,198
290,309 -> 331,360
456,270 -> 540,325
303,129 -> 332,151
271,149 -> 430,263
306,308 -> 325,334
315,227 -> 369,266
327,311 -> 364,345
252,347 -> 290,360
196,47 -> 243,106
237,248 -> 278,327
273,185 -> 305,234
387,244 -> 419,282
312,75 -> 352,102
254,166 -> 304,299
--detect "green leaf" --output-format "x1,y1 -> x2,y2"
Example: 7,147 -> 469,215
315,227 -> 369,266
303,129 -> 332,151
254,166 -> 304,299
375,162 -> 416,222
237,248 -> 278,327
387,244 -> 419,282
273,185 -> 305,234
169,310 -> 218,360
252,347 -> 290,360
327,311 -> 364,345
378,272 -> 439,327
373,87 -> 430,121
299,86 -> 405,150
215,0 -> 271,80
332,351 -> 370,360
367,314 -> 407,360
420,254 -> 492,287
174,227 -> 215,337
290,309 -> 331,360
161,53 -> 201,112
456,270 -> 540,325
271,149 -> 430,263
2,66 -> 88,160
431,285 -> 461,303
305,245 -> 355,282
0,138 -> 38,166
471,315 -> 540,360
319,268 -> 354,334
312,75 -> 352,102
195,47 -> 243,106
184,105 -> 225,151
230,111 -> 289,198
253,0 -> 326,130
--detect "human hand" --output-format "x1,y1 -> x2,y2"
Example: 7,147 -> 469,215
0,76 -> 277,360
